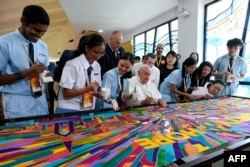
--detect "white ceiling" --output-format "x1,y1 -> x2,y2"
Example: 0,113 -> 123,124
59,0 -> 178,39
0,0 -> 178,40
0,0 -> 178,51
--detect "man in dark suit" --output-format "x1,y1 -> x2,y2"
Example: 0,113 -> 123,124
98,31 -> 125,77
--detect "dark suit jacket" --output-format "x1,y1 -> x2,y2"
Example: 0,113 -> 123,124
54,50 -> 75,82
98,43 -> 125,77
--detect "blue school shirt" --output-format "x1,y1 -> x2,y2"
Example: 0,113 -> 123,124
0,28 -> 50,95
213,54 -> 247,96
102,67 -> 128,108
159,69 -> 191,102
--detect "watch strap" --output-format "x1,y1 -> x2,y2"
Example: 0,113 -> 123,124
14,72 -> 24,80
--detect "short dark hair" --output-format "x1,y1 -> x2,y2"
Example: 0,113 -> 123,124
120,52 -> 135,65
227,38 -> 244,47
134,56 -> 141,61
144,53 -> 155,60
181,57 -> 197,77
189,52 -> 199,63
22,5 -> 50,25
207,79 -> 224,88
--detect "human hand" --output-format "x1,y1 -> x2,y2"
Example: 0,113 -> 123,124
158,99 -> 167,107
111,100 -> 119,111
223,71 -> 232,76
229,74 -> 236,82
45,71 -> 53,77
186,94 -> 202,100
123,93 -> 132,100
143,96 -> 154,105
203,93 -> 213,99
29,63 -> 46,75
88,82 -> 100,91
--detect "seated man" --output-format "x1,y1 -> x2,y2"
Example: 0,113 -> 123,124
131,53 -> 160,88
124,64 -> 166,107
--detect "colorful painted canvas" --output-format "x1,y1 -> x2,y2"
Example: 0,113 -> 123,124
1,97 -> 250,166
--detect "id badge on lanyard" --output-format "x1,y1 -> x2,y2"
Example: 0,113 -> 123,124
226,58 -> 236,83
83,68 -> 94,109
22,43 -> 42,96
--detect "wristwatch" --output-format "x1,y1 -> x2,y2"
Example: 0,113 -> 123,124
14,72 -> 24,80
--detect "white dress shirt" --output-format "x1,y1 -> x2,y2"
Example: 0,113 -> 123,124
124,76 -> 162,106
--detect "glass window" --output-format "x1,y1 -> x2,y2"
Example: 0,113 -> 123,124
156,23 -> 170,56
146,29 -> 155,54
134,33 -> 145,58
205,0 -> 248,64
205,0 -> 250,82
133,18 -> 178,57
243,15 -> 250,82
170,20 -> 178,53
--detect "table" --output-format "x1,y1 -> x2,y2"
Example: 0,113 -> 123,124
1,96 -> 250,167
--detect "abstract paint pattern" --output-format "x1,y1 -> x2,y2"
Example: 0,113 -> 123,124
0,97 -> 250,166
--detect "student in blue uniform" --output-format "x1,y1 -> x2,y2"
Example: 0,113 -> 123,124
101,52 -> 134,110
212,38 -> 248,96
159,57 -> 201,102
0,5 -> 50,119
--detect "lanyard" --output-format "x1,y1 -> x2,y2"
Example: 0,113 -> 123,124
155,55 -> 162,67
118,76 -> 122,91
197,77 -> 204,86
183,75 -> 188,93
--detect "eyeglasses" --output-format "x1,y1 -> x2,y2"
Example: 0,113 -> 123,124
90,48 -> 105,57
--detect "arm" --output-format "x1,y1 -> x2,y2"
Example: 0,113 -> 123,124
0,64 -> 46,86
169,83 -> 201,100
211,57 -> 231,77
212,70 -> 231,77
63,83 -> 97,98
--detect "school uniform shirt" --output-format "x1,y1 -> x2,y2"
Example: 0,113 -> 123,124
159,69 -> 192,102
101,67 -> 128,108
124,76 -> 162,106
131,62 -> 160,88
191,87 -> 209,96
57,54 -> 101,111
213,54 -> 247,96
0,28 -> 49,118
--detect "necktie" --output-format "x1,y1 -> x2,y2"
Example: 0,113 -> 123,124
117,76 -> 124,106
29,42 -> 34,65
113,50 -> 117,57
228,57 -> 234,72
87,66 -> 93,82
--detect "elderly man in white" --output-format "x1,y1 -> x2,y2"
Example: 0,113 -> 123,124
131,53 -> 160,88
124,64 -> 166,107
